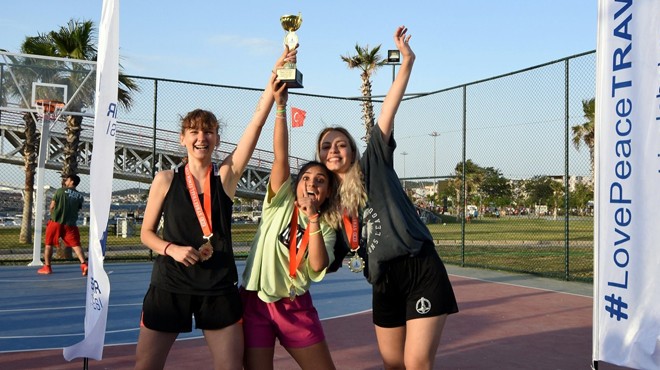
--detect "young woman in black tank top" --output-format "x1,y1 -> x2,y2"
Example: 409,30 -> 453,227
134,47 -> 298,370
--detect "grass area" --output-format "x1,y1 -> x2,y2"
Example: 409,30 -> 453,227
427,217 -> 593,242
0,216 -> 595,281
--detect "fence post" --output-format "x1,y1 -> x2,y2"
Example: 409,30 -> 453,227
564,58 -> 570,280
461,85 -> 467,266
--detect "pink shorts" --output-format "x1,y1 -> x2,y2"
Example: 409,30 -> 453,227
240,288 -> 325,348
45,220 -> 81,247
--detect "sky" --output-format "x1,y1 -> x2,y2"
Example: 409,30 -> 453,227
0,1 -> 597,97
0,1 -> 598,191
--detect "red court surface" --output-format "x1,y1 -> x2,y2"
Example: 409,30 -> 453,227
0,264 -> 633,369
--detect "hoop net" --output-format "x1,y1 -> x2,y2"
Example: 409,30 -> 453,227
35,99 -> 65,122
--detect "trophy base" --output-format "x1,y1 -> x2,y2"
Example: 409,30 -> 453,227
276,67 -> 303,88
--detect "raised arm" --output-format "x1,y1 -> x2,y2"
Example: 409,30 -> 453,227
269,79 -> 290,194
377,26 -> 415,143
220,47 -> 297,198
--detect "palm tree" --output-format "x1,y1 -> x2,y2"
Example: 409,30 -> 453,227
19,113 -> 39,243
571,98 -> 595,177
550,179 -> 565,220
15,19 -> 138,248
2,52 -> 51,244
451,160 -> 484,219
341,44 -> 385,142
21,19 -> 138,179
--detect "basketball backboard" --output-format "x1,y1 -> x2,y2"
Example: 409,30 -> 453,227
0,51 -> 96,118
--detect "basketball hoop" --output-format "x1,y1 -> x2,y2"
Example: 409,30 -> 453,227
35,99 -> 65,122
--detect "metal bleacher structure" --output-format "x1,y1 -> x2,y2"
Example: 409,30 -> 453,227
0,109 -> 304,200
0,51 -> 313,201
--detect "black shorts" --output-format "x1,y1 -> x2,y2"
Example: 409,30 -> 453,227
372,247 -> 459,328
140,285 -> 242,333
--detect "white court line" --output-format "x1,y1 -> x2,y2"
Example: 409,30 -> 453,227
448,273 -> 592,298
0,270 -> 114,283
0,302 -> 141,314
0,327 -> 139,340
0,309 -> 377,353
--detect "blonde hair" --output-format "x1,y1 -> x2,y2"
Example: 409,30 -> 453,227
316,127 -> 367,218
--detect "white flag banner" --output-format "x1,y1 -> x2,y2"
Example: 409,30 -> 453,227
594,0 -> 660,369
63,0 -> 118,362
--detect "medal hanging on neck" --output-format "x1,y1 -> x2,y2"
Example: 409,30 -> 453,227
288,206 -> 310,301
185,164 -> 214,262
344,213 -> 364,273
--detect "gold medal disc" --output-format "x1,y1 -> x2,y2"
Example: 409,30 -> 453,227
199,241 -> 213,261
348,255 -> 365,273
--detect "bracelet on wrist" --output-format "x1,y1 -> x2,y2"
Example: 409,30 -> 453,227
310,229 -> 322,236
163,242 -> 173,256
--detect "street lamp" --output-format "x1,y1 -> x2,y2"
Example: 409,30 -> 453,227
385,50 -> 401,83
429,131 -> 440,179
429,131 -> 440,209
401,151 -> 408,190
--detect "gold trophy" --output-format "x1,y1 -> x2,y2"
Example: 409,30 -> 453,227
277,13 -> 303,88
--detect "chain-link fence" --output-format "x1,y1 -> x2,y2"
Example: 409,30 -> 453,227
0,50 -> 596,281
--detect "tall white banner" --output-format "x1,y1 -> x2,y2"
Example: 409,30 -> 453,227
63,0 -> 118,361
594,0 -> 660,368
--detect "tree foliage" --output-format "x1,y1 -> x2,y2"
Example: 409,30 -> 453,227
341,44 -> 385,142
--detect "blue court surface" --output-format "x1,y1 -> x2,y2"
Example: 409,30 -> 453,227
1,261 -> 636,370
0,261 -> 372,353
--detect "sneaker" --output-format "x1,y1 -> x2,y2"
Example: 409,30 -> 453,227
81,263 -> 88,276
37,265 -> 52,275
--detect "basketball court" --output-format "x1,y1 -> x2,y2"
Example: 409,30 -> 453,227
0,262 -> 631,369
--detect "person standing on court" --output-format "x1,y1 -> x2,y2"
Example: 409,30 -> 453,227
241,72 -> 339,370
38,174 -> 87,276
133,47 -> 297,370
315,26 -> 458,370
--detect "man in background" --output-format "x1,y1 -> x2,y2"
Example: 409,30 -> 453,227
38,174 -> 87,276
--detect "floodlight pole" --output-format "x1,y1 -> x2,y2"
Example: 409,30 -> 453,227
401,151 -> 408,191
429,131 -> 440,179
29,114 -> 52,266
385,49 -> 401,84
429,131 -> 440,207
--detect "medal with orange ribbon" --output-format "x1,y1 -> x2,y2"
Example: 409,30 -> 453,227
185,164 -> 214,262
288,206 -> 310,300
344,213 -> 363,273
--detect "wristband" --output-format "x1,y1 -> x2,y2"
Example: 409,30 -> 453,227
163,242 -> 173,256
310,229 -> 322,236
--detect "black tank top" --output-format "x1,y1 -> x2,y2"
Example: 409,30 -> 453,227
150,164 -> 238,295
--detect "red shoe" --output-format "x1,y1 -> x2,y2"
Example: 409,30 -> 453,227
37,265 -> 52,275
81,263 -> 88,276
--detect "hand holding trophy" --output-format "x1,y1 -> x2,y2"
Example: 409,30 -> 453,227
276,13 -> 303,88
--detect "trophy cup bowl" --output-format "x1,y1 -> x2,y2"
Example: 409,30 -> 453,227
280,14 -> 302,32
277,13 -> 303,88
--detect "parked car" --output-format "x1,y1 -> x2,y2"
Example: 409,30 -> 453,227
467,205 -> 478,218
